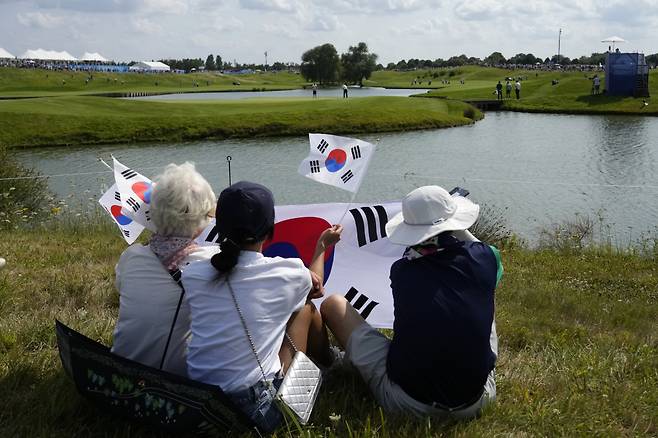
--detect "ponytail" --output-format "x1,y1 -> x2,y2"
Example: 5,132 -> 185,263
211,238 -> 240,275
210,225 -> 274,276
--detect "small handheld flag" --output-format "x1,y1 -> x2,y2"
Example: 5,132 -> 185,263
298,134 -> 376,193
98,184 -> 145,244
112,157 -> 156,232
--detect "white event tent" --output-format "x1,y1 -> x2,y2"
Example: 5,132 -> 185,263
129,61 -> 170,72
0,47 -> 15,58
20,48 -> 77,60
79,52 -> 108,62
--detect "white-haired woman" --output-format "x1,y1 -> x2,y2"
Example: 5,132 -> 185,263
112,162 -> 216,376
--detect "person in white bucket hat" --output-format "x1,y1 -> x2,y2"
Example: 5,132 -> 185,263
321,185 -> 502,420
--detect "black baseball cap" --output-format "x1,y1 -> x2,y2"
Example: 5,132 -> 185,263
215,181 -> 275,242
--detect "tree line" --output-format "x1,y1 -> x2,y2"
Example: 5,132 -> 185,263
384,51 -> 658,70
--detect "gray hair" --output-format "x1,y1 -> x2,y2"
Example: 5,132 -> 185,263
151,162 -> 215,237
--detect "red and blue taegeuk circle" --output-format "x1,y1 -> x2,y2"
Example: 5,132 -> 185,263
263,217 -> 335,284
132,181 -> 152,204
324,149 -> 347,173
110,205 -> 133,225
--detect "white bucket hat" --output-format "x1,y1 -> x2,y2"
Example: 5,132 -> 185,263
385,186 -> 479,246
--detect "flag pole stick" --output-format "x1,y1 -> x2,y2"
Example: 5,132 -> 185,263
337,191 -> 358,224
98,158 -> 112,170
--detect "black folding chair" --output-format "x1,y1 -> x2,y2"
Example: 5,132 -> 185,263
55,320 -> 256,435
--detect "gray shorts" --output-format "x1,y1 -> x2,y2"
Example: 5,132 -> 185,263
345,323 -> 497,419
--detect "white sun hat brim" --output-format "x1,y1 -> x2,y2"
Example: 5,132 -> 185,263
385,196 -> 480,246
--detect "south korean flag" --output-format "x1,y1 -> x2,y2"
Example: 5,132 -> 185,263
112,157 -> 156,232
98,184 -> 145,244
298,133 -> 376,193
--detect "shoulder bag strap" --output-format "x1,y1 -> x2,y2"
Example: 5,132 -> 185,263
159,267 -> 185,370
226,276 -> 278,398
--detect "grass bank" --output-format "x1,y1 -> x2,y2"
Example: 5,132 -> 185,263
0,68 -> 305,98
367,66 -> 658,115
0,95 -> 480,148
0,222 -> 656,436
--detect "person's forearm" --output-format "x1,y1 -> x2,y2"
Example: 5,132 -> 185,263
309,241 -> 326,281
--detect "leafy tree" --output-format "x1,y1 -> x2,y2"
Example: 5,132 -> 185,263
646,53 -> 658,66
340,42 -> 378,85
446,54 -> 468,66
215,54 -> 222,70
386,62 -> 396,70
205,54 -> 215,71
484,51 -> 506,65
508,53 -> 539,65
395,59 -> 408,70
301,43 -> 340,84
551,54 -> 570,64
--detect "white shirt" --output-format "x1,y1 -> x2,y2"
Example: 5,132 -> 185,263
183,251 -> 311,393
111,244 -> 219,376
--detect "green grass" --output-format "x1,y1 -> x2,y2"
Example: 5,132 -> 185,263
0,95 -> 480,148
380,66 -> 658,115
0,68 -> 306,98
0,222 -> 656,436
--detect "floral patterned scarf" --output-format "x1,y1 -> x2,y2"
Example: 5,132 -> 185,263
149,234 -> 199,271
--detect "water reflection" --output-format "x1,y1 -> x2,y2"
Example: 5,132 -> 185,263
592,115 -> 651,183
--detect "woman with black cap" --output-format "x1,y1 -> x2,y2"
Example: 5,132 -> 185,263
182,181 -> 342,432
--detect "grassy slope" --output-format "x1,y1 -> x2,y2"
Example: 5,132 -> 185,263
368,66 -> 658,115
0,223 -> 656,437
0,68 -> 305,98
0,95 -> 479,148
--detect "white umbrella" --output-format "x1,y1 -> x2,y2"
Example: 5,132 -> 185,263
601,36 -> 626,51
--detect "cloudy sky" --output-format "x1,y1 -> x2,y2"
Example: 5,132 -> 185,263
1,0 -> 656,64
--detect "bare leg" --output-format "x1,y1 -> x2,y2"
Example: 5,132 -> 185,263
279,300 -> 332,372
320,295 -> 367,350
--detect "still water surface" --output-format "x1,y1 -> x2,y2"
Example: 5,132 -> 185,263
15,112 -> 658,242
130,87 -> 429,101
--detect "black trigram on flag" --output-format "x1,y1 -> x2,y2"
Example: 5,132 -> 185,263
341,170 -> 354,183
121,168 -> 137,180
317,139 -> 329,154
349,205 -> 388,247
125,197 -> 141,212
114,191 -> 121,202
205,224 -> 220,243
310,160 -> 320,174
144,210 -> 151,221
123,230 -> 131,238
345,287 -> 379,319
351,145 -> 361,159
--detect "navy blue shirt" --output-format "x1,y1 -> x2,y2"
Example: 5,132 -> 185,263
386,236 -> 498,408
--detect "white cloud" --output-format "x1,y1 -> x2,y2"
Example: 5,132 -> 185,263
213,15 -> 244,31
239,0 -> 299,12
131,17 -> 163,34
304,13 -> 342,31
17,11 -> 64,28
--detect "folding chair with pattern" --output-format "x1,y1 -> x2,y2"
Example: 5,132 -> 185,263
55,319 -> 257,435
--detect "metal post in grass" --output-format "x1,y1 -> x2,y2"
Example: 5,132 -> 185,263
226,155 -> 232,186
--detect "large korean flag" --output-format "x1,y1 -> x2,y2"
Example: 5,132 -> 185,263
198,201 -> 403,328
98,184 -> 146,244
112,157 -> 156,232
298,134 -> 376,193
